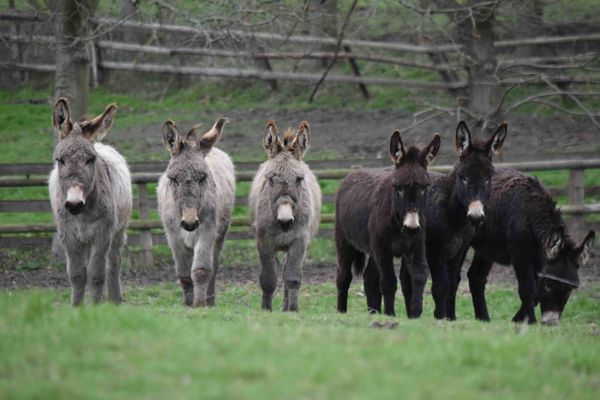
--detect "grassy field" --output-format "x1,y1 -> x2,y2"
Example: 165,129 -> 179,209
1,283 -> 599,400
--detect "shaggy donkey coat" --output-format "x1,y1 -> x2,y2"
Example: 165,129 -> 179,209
424,121 -> 507,320
335,131 -> 441,317
157,118 -> 235,307
464,169 -> 595,324
249,121 -> 321,311
49,98 -> 132,305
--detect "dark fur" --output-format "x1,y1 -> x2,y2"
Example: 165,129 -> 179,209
423,121 -> 507,320
465,168 -> 595,324
335,133 -> 440,317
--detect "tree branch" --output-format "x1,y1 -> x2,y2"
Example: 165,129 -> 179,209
308,0 -> 359,103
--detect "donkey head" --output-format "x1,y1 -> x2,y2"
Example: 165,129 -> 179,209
389,131 -> 441,232
262,120 -> 311,231
538,228 -> 595,325
52,98 -> 117,215
162,118 -> 228,232
453,121 -> 507,226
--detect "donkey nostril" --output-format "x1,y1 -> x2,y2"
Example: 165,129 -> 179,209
181,219 -> 200,232
278,219 -> 293,230
65,201 -> 84,215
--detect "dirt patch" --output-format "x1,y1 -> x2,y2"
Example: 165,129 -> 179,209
114,109 -> 600,163
2,251 -> 599,291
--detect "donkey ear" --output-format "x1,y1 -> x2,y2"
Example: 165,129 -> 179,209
389,130 -> 405,167
263,120 -> 283,158
455,121 -> 471,156
289,121 -> 311,160
162,120 -> 183,155
53,98 -> 73,139
545,226 -> 565,260
577,230 -> 595,267
486,122 -> 508,158
421,133 -> 441,166
83,103 -> 117,142
199,117 -> 228,154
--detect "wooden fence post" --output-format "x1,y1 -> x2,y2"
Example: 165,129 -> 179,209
568,168 -> 585,235
137,183 -> 153,267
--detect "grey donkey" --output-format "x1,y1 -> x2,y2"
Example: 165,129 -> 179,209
249,120 -> 322,311
49,98 -> 132,306
157,118 -> 235,307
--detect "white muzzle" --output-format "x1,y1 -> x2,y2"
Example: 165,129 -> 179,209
541,311 -> 560,326
403,211 -> 420,230
467,200 -> 484,219
277,203 -> 294,224
66,186 -> 85,205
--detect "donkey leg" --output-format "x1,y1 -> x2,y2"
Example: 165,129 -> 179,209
446,248 -> 468,321
399,258 -> 413,317
283,239 -> 308,312
258,242 -> 278,311
429,259 -> 449,320
335,236 -> 356,313
66,247 -> 88,306
206,235 -> 225,307
373,247 -> 396,317
88,240 -> 110,304
512,261 -> 538,324
171,241 -> 194,306
405,251 -> 428,319
364,257 -> 382,314
467,253 -> 494,321
106,229 -> 126,304
191,235 -> 215,308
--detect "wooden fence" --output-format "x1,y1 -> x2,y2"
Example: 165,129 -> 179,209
1,159 -> 600,267
1,12 -> 600,96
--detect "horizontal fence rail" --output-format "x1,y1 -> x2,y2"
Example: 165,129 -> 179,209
1,12 -> 600,97
1,158 -> 600,268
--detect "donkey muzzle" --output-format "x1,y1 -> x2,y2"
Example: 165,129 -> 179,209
467,200 -> 485,226
65,186 -> 85,215
277,203 -> 294,231
181,208 -> 200,232
403,210 -> 420,232
541,311 -> 560,326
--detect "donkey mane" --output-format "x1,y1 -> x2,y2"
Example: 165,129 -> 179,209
495,172 -> 573,248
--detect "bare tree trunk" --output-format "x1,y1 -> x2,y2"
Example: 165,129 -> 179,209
53,0 -> 99,120
459,11 -> 499,127
306,0 -> 338,70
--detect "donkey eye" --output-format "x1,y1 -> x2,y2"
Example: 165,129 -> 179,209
296,176 -> 304,184
420,188 -> 426,196
198,173 -> 207,183
397,188 -> 404,196
86,156 -> 96,165
461,176 -> 468,185
169,177 -> 178,186
55,158 -> 65,166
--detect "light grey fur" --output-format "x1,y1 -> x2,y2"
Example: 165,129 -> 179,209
157,118 -> 235,307
249,121 -> 321,311
48,99 -> 132,306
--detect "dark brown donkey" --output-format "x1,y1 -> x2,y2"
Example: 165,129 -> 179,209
465,169 -> 595,324
335,131 -> 441,317
424,121 -> 507,320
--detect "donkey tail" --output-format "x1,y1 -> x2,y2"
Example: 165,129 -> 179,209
353,252 -> 367,277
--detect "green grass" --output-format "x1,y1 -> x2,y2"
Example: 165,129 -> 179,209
1,283 -> 599,399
